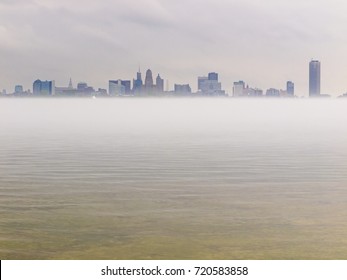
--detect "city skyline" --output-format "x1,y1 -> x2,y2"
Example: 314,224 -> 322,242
1,1 -> 347,96
6,60 -> 347,97
4,61 -> 347,97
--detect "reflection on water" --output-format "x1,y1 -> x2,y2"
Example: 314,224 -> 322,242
1,98 -> 347,259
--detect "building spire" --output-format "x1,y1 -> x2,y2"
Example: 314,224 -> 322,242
68,78 -> 73,89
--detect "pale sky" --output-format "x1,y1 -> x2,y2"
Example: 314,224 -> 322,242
1,0 -> 347,96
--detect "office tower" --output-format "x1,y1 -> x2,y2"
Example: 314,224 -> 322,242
266,88 -> 280,97
133,69 -> 143,94
145,69 -> 153,87
76,82 -> 95,96
144,69 -> 154,94
208,72 -> 218,81
174,84 -> 191,95
286,81 -> 294,96
156,74 -> 164,93
109,80 -> 126,96
14,85 -> 23,94
77,82 -> 88,91
233,81 -> 246,97
199,72 -> 224,95
33,80 -> 55,95
198,76 -> 208,91
309,60 -> 320,97
109,80 -> 131,95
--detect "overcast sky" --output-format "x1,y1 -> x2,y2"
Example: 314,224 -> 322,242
1,0 -> 347,96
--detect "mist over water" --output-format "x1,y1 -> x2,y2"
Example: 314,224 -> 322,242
1,98 -> 347,259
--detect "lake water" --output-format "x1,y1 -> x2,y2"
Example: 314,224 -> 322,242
1,98 -> 347,259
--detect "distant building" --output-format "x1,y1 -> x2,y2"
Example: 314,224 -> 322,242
144,69 -> 154,94
309,60 -> 320,97
233,81 -> 246,97
96,88 -> 108,96
33,80 -> 55,96
109,80 -> 131,95
109,80 -> 126,96
174,84 -> 191,95
233,81 -> 263,97
133,69 -> 143,95
199,72 -> 225,96
198,76 -> 208,91
68,78 -> 73,89
266,88 -> 280,97
55,79 -> 78,96
208,72 -> 218,81
286,81 -> 294,96
76,82 -> 94,96
12,85 -> 31,96
246,87 -> 263,97
121,80 -> 131,94
77,82 -> 88,91
14,85 -> 23,94
156,74 -> 164,93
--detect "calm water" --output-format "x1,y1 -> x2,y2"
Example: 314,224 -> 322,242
1,98 -> 347,259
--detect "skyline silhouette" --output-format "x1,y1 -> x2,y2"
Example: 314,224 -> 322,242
1,1 -> 347,95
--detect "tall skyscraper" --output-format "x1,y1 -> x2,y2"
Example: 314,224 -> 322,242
199,72 -> 225,96
156,74 -> 164,93
208,72 -> 218,81
33,80 -> 55,95
286,81 -> 294,96
144,69 -> 153,94
133,69 -> 143,94
109,80 -> 126,96
198,76 -> 208,91
233,81 -> 245,97
309,60 -> 320,97
174,84 -> 191,95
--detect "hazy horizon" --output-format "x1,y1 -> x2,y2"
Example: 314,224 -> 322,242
1,0 -> 347,96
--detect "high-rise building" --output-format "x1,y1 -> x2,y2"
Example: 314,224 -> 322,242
77,82 -> 88,91
198,72 -> 225,96
133,69 -> 143,94
198,76 -> 208,91
109,80 -> 126,96
286,81 -> 294,96
14,85 -> 23,94
144,69 -> 153,94
122,80 -> 131,94
233,81 -> 245,97
109,80 -> 131,95
266,88 -> 280,97
208,72 -> 218,81
156,74 -> 164,93
76,82 -> 95,96
174,84 -> 191,95
33,80 -> 55,95
309,60 -> 320,97
233,81 -> 263,97
201,78 -> 222,95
